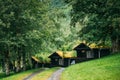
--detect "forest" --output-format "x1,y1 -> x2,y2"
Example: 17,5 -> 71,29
0,0 -> 120,76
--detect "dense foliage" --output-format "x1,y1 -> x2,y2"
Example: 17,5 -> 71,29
0,0 -> 49,75
64,0 -> 120,52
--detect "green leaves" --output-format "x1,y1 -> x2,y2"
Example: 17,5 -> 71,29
0,0 -> 53,74
67,0 -> 119,44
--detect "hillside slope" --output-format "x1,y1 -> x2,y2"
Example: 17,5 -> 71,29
61,53 -> 120,80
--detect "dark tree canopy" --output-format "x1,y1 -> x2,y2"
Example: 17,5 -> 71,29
64,0 -> 120,52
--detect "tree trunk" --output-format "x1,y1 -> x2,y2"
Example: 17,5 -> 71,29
4,49 -> 10,75
5,60 -> 10,75
4,55 -> 10,75
12,60 -> 16,72
21,55 -> 26,71
111,37 -> 120,53
16,58 -> 21,72
16,51 -> 21,72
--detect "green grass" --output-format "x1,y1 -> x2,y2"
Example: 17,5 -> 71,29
61,53 -> 120,80
0,68 -> 43,80
31,67 -> 60,80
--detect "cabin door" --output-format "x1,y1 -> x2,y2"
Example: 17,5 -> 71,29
86,51 -> 94,58
59,59 -> 64,65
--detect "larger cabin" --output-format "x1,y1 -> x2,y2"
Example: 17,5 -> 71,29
48,51 -> 75,67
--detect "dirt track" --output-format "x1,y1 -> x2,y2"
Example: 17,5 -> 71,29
23,68 -> 45,80
48,68 -> 65,80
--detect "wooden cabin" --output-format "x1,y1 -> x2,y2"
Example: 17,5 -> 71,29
74,43 -> 94,59
74,43 -> 110,59
92,48 -> 110,58
31,56 -> 41,68
31,56 -> 50,68
48,51 -> 76,67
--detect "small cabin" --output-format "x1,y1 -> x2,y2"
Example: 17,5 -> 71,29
31,56 -> 41,68
48,51 -> 76,67
74,43 -> 94,59
31,56 -> 50,68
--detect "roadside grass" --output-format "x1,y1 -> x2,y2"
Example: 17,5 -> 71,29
61,53 -> 120,80
31,67 -> 60,80
0,68 -> 43,80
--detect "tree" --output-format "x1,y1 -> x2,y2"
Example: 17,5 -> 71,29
64,0 -> 120,53
0,0 -> 49,75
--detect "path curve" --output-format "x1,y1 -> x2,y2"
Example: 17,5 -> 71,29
23,68 -> 46,80
48,68 -> 65,80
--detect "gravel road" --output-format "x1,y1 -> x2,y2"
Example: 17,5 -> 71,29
48,68 -> 65,80
23,68 -> 45,80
